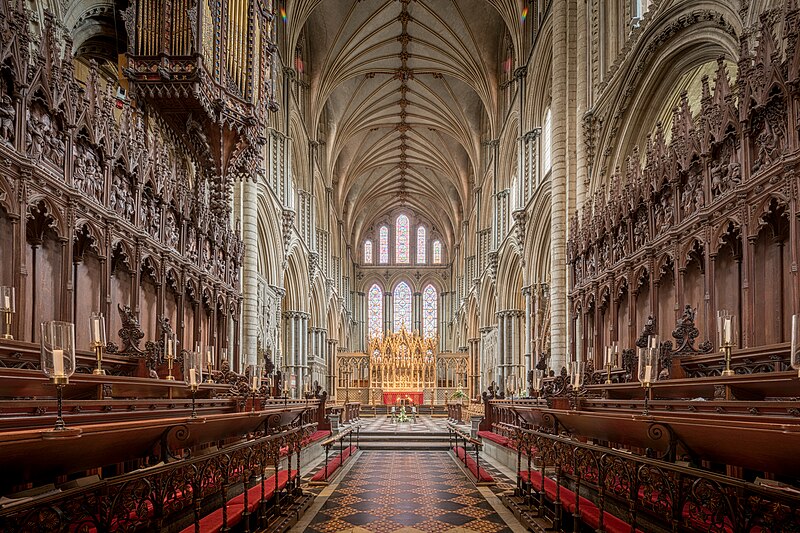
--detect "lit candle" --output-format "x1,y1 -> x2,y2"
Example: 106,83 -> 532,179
644,364 -> 652,383
2,294 -> 9,311
52,349 -> 64,377
92,318 -> 101,344
207,347 -> 213,365
166,335 -> 173,357
189,368 -> 197,386
724,317 -> 732,345
252,375 -> 259,390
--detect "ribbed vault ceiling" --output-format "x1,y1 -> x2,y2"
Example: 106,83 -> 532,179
289,0 -> 515,252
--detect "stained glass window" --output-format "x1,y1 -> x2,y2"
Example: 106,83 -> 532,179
364,240 -> 373,264
393,281 -> 412,332
422,284 -> 437,339
396,215 -> 410,263
368,284 -> 383,339
416,226 -> 426,264
432,240 -> 442,263
379,226 -> 389,263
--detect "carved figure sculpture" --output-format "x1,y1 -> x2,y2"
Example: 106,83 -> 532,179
0,94 -> 14,143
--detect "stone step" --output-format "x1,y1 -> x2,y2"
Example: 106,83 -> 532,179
357,440 -> 453,450
357,435 -> 452,442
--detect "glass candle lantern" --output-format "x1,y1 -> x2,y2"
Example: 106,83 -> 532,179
252,364 -> 263,391
183,349 -> 203,389
716,310 -> 737,347
506,374 -> 518,396
41,321 -> 76,383
569,361 -> 585,389
531,369 -> 544,396
89,313 -> 106,375
0,286 -> 14,340
164,333 -> 176,380
205,346 -> 215,383
638,346 -> 658,386
184,349 -> 202,418
251,364 -> 263,412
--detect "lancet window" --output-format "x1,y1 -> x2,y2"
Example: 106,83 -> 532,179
396,215 -> 410,263
364,240 -> 373,264
393,281 -> 412,332
379,226 -> 389,264
417,226 -> 426,264
368,284 -> 383,339
433,240 -> 442,264
422,284 -> 437,339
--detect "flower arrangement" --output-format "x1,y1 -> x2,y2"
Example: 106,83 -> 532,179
397,405 -> 410,423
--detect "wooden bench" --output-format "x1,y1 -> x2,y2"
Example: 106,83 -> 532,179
179,469 -> 297,533
309,425 -> 360,484
452,446 -> 493,482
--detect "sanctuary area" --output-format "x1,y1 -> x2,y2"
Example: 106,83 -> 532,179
0,0 -> 799,531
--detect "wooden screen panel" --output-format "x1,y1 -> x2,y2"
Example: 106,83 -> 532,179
139,277 -> 158,343
657,269 -> 676,341
635,282 -> 650,344
27,237 -> 62,341
74,253 -> 102,351
0,209 -> 11,287
617,288 -> 630,348
752,231 -> 787,346
714,238 -> 742,348
682,259 -> 705,336
109,268 -> 132,346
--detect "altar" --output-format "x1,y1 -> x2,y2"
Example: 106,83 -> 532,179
335,328 -> 469,405
383,391 -> 424,405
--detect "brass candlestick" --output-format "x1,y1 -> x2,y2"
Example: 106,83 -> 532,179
189,383 -> 199,418
92,344 -> 105,375
166,353 -> 175,380
1,310 -> 11,340
721,344 -> 734,376
206,362 -> 214,383
605,362 -> 612,384
717,311 -> 736,377
643,381 -> 651,416
1,286 -> 14,340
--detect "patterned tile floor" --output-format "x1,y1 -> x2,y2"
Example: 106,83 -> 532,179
357,415 -> 457,433
296,451 -> 522,533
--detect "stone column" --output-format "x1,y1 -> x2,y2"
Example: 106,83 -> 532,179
328,339 -> 338,398
496,312 -> 505,391
550,0 -> 569,373
413,291 -> 422,333
384,291 -> 393,335
511,311 -> 519,382
523,287 -> 532,375
241,180 -> 259,370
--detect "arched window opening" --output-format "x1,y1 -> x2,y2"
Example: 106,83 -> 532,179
432,240 -> 442,264
393,281 -> 412,332
364,240 -> 373,264
417,226 -> 426,264
423,284 -> 437,339
379,226 -> 389,264
368,284 -> 383,339
396,214 -> 410,263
